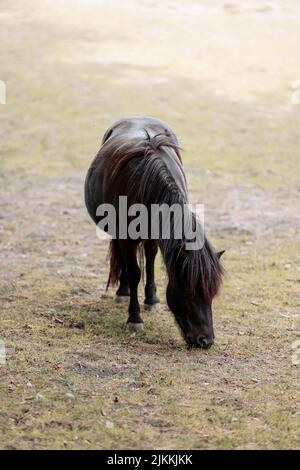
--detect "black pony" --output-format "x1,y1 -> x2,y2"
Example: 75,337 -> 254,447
85,116 -> 224,348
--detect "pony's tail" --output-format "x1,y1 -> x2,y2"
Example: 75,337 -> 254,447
106,240 -> 122,290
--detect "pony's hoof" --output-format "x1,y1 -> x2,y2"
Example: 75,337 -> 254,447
127,322 -> 144,332
115,295 -> 130,303
144,302 -> 160,311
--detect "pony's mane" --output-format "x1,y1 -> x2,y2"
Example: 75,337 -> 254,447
105,131 -> 223,301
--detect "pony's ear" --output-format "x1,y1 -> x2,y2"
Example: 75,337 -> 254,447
217,250 -> 226,259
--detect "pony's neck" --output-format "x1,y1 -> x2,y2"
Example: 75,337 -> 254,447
157,205 -> 204,273
158,212 -> 222,301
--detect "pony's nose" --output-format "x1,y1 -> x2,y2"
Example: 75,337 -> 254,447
197,336 -> 214,349
186,334 -> 214,349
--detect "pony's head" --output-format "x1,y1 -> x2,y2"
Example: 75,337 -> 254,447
166,248 -> 225,349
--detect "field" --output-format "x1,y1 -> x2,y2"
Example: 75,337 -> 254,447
0,0 -> 299,449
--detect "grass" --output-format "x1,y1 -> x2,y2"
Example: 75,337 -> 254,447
0,0 -> 299,450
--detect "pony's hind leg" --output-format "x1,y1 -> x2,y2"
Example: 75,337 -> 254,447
112,241 -> 129,303
144,240 -> 160,310
115,272 -> 130,302
115,261 -> 130,303
120,240 -> 143,330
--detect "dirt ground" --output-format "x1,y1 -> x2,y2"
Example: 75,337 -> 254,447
0,0 -> 299,449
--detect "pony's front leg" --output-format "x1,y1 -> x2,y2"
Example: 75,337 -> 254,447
120,241 -> 143,330
144,240 -> 160,310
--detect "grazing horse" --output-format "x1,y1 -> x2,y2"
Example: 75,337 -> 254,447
85,116 -> 224,348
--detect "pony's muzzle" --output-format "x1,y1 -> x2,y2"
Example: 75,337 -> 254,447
187,334 -> 214,349
198,336 -> 214,349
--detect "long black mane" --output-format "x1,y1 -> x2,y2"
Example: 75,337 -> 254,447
105,131 -> 223,301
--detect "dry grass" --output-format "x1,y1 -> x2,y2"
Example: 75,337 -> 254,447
0,0 -> 299,449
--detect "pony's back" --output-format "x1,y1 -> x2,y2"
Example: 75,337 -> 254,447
85,116 -> 187,222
